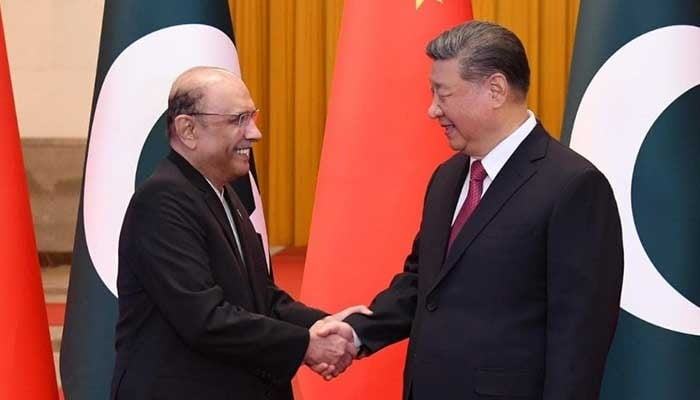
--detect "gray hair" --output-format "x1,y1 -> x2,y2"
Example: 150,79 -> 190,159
165,86 -> 204,138
165,66 -> 237,137
426,20 -> 530,99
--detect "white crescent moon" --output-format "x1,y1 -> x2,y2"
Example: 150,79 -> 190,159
570,25 -> 700,335
83,24 -> 241,296
248,172 -> 271,272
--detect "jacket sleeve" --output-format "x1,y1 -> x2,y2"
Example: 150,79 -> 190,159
128,186 -> 309,382
266,274 -> 328,328
344,232 -> 420,354
543,168 -> 624,399
342,165 -> 444,354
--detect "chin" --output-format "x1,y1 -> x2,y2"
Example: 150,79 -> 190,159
232,167 -> 250,179
447,141 -> 466,152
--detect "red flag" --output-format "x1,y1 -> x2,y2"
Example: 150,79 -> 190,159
0,9 -> 59,400
300,1 -> 472,399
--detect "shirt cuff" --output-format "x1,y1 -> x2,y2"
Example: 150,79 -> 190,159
351,327 -> 362,349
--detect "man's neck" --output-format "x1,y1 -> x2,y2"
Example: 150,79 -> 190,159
171,146 -> 226,193
475,105 -> 530,157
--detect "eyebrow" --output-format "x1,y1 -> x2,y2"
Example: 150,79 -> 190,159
430,79 -> 442,88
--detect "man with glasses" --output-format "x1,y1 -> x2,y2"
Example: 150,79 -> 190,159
111,66 -> 366,400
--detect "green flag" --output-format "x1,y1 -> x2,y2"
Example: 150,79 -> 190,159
562,1 -> 700,398
60,2 -> 269,398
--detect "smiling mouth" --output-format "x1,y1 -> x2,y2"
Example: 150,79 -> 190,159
235,148 -> 251,157
441,124 -> 455,135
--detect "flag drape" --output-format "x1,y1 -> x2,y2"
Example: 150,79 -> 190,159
300,1 -> 472,399
562,1 -> 700,398
0,8 -> 59,400
60,2 -> 268,398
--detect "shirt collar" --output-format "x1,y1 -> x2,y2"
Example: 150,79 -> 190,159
204,177 -> 225,201
477,110 -> 536,180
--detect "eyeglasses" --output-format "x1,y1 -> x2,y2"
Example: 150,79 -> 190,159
189,108 -> 259,127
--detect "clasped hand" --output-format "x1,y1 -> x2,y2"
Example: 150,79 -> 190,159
303,305 -> 372,380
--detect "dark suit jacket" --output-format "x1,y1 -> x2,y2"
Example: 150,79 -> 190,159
346,125 -> 624,400
111,151 -> 326,400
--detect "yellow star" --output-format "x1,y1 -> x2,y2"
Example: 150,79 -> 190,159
416,0 -> 444,9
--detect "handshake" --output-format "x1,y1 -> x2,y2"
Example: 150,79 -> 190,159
303,305 -> 373,380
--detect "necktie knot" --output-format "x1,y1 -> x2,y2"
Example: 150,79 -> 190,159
470,160 -> 487,182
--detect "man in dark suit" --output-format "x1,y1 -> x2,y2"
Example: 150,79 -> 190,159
340,21 -> 624,400
111,67 -> 365,400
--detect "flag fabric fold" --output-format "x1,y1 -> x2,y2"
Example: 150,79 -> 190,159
0,8 -> 59,400
299,1 -> 472,399
562,1 -> 700,398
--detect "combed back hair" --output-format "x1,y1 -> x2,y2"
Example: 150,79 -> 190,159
166,87 -> 204,137
426,20 -> 530,99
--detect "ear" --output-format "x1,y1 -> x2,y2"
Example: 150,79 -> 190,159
173,115 -> 197,150
485,72 -> 508,108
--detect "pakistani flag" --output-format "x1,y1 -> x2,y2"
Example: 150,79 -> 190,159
562,0 -> 700,398
60,1 -> 270,398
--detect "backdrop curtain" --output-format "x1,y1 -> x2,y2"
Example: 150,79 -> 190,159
230,0 -> 579,246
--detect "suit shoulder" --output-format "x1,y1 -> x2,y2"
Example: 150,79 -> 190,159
135,158 -> 195,194
543,136 -> 602,177
129,159 -> 201,211
421,152 -> 467,190
434,152 -> 468,174
539,136 -> 614,196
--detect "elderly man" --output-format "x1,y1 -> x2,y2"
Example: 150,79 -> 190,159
341,21 -> 624,400
111,67 -> 364,400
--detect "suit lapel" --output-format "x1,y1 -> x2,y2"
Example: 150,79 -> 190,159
224,186 -> 268,314
428,126 -> 549,294
203,192 -> 246,268
420,154 -> 469,284
167,151 -> 256,307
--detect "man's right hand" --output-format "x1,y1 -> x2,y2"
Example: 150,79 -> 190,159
303,305 -> 372,380
304,323 -> 357,380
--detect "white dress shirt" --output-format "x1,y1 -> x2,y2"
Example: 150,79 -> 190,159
452,110 -> 537,224
205,178 -> 245,261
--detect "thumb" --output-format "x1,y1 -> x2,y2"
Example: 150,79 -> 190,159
316,321 -> 342,337
333,305 -> 373,321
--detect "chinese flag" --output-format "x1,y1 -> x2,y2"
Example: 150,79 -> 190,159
299,1 -> 472,399
0,9 -> 59,400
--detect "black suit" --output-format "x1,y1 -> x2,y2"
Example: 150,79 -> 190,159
111,151 -> 326,400
346,125 -> 623,400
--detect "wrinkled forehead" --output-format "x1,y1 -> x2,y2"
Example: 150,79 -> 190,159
174,68 -> 254,112
200,77 -> 255,112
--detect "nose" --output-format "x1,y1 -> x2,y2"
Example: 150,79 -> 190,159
427,95 -> 443,119
245,120 -> 262,141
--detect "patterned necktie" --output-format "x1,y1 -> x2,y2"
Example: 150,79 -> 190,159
448,160 -> 488,250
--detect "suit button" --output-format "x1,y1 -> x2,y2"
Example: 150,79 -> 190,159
425,302 -> 437,311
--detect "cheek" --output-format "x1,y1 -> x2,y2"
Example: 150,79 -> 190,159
450,109 -> 477,128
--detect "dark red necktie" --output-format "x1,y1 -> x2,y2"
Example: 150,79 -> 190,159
448,160 -> 488,250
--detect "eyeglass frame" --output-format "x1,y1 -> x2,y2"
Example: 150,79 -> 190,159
188,108 -> 260,127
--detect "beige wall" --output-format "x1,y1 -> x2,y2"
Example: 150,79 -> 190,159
0,0 -> 104,254
1,0 -> 104,138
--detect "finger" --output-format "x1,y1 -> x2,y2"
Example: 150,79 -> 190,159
310,319 -> 325,330
348,342 -> 358,359
308,362 -> 329,374
322,364 -> 336,380
335,354 -> 352,375
317,364 -> 335,377
332,305 -> 373,321
316,321 -> 343,337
